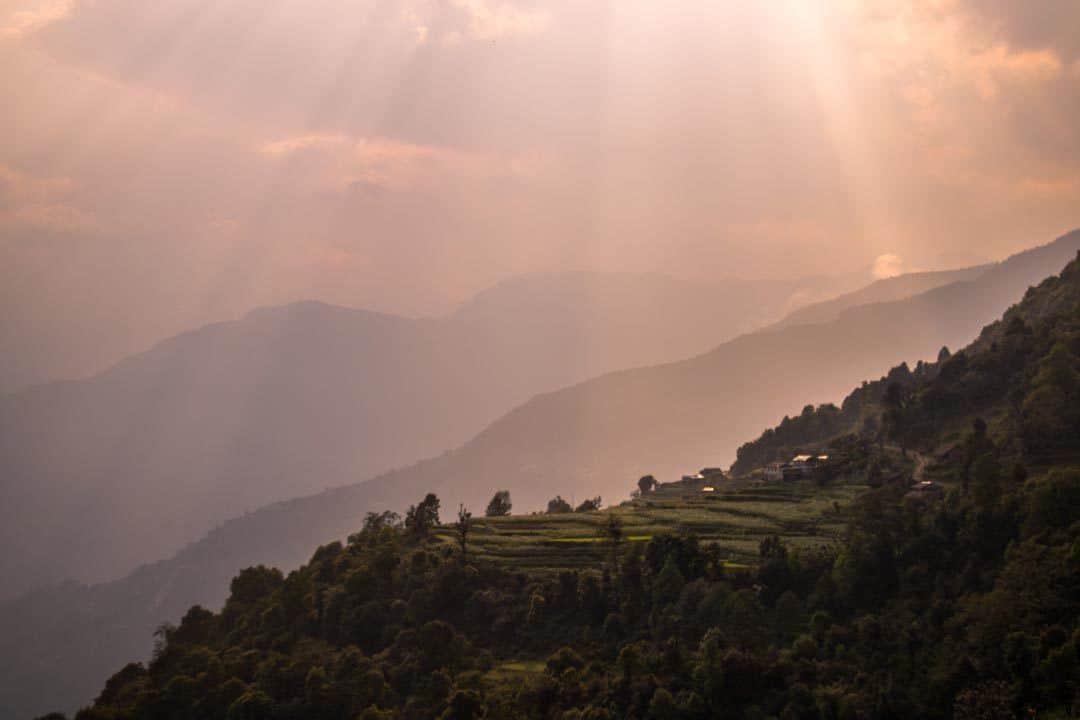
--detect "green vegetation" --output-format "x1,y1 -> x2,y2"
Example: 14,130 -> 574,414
485,491 -> 512,518
61,252 -> 1080,720
427,478 -> 869,574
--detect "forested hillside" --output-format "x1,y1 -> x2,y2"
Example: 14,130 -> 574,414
60,252 -> 1080,719
6,232 -> 1080,720
735,245 -> 1080,475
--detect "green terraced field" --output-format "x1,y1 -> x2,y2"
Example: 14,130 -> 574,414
431,477 -> 867,574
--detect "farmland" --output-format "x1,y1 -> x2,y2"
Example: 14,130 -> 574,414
430,476 -> 870,573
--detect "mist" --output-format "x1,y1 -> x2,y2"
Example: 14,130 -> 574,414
3,0 -> 1079,391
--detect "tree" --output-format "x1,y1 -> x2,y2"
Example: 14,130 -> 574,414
363,510 -> 401,533
648,688 -> 678,720
485,490 -> 512,517
598,513 -> 624,572
1024,468 -> 1080,534
1037,342 -> 1079,395
440,690 -> 485,720
546,647 -> 585,676
882,381 -> 910,451
576,496 -> 602,513
953,680 -> 1014,720
653,556 -> 685,606
405,493 -> 441,539
226,689 -> 274,720
455,504 -> 472,562
547,496 -> 572,514
637,475 -> 658,495
970,455 -> 1001,509
227,565 -> 284,605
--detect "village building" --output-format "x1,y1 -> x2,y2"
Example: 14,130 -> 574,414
763,462 -> 786,482
764,462 -> 803,482
791,454 -> 829,472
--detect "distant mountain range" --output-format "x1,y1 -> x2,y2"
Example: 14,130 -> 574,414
770,263 -> 992,329
0,269 -> 847,601
73,233 -> 1080,720
2,228 -> 1077,719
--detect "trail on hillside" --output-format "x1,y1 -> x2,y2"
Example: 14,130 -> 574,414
912,452 -> 929,483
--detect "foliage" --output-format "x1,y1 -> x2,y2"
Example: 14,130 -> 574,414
455,505 -> 473,562
637,475 -> 658,495
405,494 -> 441,539
547,496 -> 573,514
485,491 -> 512,518
575,497 -> 602,513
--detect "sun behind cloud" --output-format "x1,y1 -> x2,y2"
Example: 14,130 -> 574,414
872,253 -> 904,279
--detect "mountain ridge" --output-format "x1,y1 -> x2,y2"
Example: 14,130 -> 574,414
0,268 -> 834,601
3,230 -> 1079,718
59,238 -> 1080,720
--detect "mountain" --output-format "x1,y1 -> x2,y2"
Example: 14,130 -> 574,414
770,263 -> 992,329
3,229 -> 1078,719
0,270 -> 811,601
67,246 -> 1080,720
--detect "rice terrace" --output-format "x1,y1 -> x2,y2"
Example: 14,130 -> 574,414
431,474 -> 882,573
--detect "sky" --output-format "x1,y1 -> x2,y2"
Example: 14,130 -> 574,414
2,0 -> 1079,389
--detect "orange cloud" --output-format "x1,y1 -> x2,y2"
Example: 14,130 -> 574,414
0,163 -> 99,234
450,0 -> 551,41
0,0 -> 73,38
258,134 -> 481,194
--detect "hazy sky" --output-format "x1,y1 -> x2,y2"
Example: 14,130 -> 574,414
2,0 -> 1079,387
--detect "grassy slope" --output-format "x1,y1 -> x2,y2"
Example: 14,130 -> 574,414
431,475 -> 871,573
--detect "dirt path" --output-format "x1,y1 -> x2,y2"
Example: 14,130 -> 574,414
883,444 -> 929,483
911,451 -> 929,483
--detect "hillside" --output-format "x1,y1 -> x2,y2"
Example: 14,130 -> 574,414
734,245 -> 1080,475
0,270 -> 807,601
771,264 -> 991,329
0,471 -> 893,720
65,247 -> 1080,719
3,230 -> 1078,719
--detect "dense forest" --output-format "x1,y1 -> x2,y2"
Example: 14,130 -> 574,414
53,253 -> 1080,720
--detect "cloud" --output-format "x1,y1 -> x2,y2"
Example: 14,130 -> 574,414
450,0 -> 551,41
258,135 -> 354,157
951,0 -> 1080,60
258,134 -> 465,193
259,135 -> 439,164
0,163 -> 98,234
2,0 -> 1079,389
872,254 -> 904,280
0,0 -> 72,38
